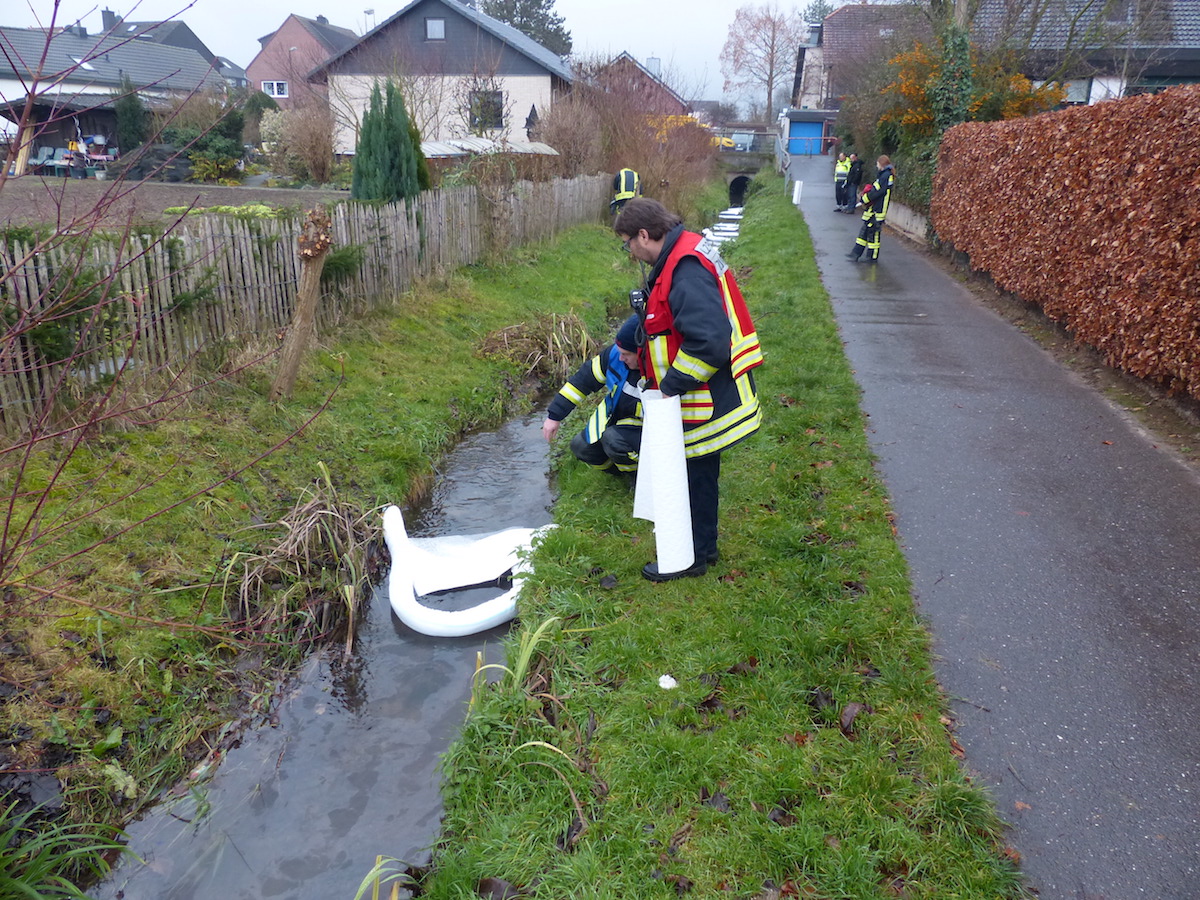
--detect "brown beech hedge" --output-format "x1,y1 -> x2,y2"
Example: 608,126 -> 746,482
931,84 -> 1200,401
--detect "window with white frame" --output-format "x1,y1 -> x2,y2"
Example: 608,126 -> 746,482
426,17 -> 445,40
262,81 -> 289,98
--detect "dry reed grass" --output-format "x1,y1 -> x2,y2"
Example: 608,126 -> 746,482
476,312 -> 598,385
225,462 -> 375,654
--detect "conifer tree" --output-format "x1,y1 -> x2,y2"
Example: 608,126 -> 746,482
481,0 -> 572,56
352,81 -> 426,202
113,76 -> 148,154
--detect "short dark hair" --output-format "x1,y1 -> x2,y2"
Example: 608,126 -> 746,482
613,198 -> 681,241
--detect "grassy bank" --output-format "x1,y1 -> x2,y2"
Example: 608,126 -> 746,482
413,179 -> 1028,899
4,178 -> 1025,899
0,223 -> 631,889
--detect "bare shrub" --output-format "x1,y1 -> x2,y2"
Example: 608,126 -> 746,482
533,55 -> 717,218
529,92 -> 603,177
282,102 -> 336,184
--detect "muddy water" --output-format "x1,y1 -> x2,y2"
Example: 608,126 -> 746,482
93,412 -> 554,900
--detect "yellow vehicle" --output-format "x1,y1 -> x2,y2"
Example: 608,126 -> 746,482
713,135 -> 735,149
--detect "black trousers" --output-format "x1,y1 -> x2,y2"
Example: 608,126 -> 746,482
853,214 -> 883,260
686,451 -> 721,559
835,179 -> 847,208
571,425 -> 641,474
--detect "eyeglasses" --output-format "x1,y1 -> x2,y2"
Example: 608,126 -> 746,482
621,237 -> 632,252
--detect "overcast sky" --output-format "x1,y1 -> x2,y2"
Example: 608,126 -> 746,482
9,0 -> 844,102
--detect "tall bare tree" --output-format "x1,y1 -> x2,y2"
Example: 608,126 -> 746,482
720,3 -> 809,117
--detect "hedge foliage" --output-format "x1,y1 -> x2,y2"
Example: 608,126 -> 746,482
931,84 -> 1200,400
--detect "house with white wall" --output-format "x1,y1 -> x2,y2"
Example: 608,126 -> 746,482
312,0 -> 572,154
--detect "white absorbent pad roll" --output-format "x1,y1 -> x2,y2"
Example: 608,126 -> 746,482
382,505 -> 550,637
633,390 -> 695,574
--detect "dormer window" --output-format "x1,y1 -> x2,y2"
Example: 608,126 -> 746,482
426,17 -> 445,40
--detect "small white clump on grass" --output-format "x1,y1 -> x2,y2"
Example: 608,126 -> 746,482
658,674 -> 678,690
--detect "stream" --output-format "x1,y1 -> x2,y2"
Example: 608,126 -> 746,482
92,411 -> 555,900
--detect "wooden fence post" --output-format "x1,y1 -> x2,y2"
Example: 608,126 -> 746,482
269,207 -> 332,402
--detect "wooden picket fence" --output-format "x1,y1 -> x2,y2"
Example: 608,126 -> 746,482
0,175 -> 610,436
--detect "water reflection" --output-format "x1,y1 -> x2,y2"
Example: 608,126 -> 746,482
93,412 -> 554,900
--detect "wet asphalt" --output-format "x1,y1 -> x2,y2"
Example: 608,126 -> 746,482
787,154 -> 1200,898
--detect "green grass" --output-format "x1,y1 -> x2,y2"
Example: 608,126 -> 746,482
0,800 -> 125,899
420,177 -> 1029,899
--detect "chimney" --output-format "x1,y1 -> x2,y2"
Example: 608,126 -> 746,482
646,56 -> 661,79
101,9 -> 121,31
316,14 -> 328,24
66,23 -> 88,38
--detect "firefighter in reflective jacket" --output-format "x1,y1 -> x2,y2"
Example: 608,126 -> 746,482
848,155 -> 895,262
614,198 -> 764,581
834,153 -> 850,210
543,315 -> 643,474
610,167 -> 641,215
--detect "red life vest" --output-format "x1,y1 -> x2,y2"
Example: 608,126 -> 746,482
639,231 -> 764,451
641,231 -> 763,392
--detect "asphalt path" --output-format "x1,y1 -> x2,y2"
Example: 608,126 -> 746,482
787,154 -> 1200,899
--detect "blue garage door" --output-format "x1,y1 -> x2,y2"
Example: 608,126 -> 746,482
788,121 -> 825,155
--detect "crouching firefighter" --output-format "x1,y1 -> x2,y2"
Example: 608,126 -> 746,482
542,315 -> 644,475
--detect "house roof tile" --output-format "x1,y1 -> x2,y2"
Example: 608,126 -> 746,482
295,16 -> 359,56
974,0 -> 1200,51
317,0 -> 572,82
822,3 -> 925,67
0,25 -> 226,96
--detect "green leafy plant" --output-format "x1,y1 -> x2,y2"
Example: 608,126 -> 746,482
320,243 -> 366,286
472,615 -> 562,703
187,153 -> 241,185
352,855 -> 413,900
0,801 -> 128,899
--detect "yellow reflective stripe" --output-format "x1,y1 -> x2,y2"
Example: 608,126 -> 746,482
559,383 -> 586,406
614,169 -> 638,200
719,279 -> 763,377
731,352 -> 764,379
648,335 -> 672,386
584,404 -> 607,441
684,398 -> 762,456
674,349 -> 718,382
681,373 -> 759,441
590,357 -> 604,380
680,388 -> 714,423
731,332 -> 756,355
